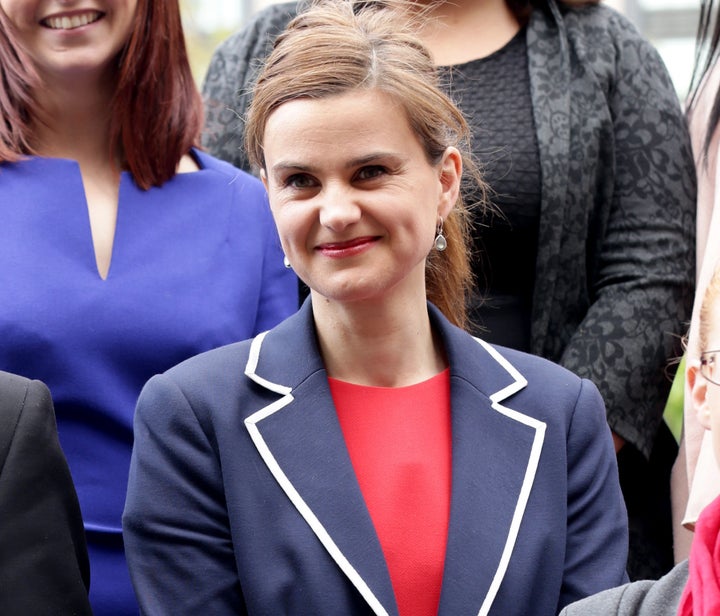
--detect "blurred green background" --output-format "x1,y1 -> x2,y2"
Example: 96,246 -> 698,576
181,0 -> 245,87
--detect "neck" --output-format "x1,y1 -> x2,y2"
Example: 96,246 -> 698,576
311,290 -> 448,388
31,70 -> 118,170
417,0 -> 522,65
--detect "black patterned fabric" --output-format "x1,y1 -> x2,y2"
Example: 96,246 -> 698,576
438,29 -> 541,351
201,0 -> 697,580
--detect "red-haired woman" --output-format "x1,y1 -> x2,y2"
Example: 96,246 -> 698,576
0,0 -> 298,613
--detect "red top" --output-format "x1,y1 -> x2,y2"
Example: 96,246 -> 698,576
329,369 -> 452,616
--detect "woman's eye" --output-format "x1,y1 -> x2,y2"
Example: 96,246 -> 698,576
284,174 -> 316,189
356,165 -> 386,181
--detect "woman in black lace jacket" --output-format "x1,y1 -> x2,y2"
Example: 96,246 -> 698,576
201,0 -> 697,580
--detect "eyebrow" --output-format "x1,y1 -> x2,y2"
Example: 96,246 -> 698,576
269,151 -> 403,175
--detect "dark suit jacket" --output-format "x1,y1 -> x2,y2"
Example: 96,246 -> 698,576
124,302 -> 629,615
0,371 -> 92,615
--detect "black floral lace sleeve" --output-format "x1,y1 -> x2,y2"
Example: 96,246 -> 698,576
528,4 -> 696,458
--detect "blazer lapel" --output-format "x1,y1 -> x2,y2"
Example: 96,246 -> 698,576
243,302 -> 546,616
432,307 -> 546,616
243,303 -> 398,616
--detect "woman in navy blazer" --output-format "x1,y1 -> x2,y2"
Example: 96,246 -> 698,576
123,1 -> 629,614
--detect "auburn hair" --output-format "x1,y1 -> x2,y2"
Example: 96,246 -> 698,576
246,0 -> 489,329
0,0 -> 203,189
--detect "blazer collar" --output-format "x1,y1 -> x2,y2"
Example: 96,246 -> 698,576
244,301 -> 546,616
245,299 -> 527,401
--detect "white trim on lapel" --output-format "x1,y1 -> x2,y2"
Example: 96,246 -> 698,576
243,333 -> 390,616
474,338 -> 547,616
245,331 -> 292,396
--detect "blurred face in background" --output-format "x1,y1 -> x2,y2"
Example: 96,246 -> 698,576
690,292 -> 720,465
0,0 -> 137,85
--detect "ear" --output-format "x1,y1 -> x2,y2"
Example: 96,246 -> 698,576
437,147 -> 462,220
260,168 -> 269,191
688,360 -> 712,430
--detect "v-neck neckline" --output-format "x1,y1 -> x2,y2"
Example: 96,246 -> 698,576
33,150 -> 206,282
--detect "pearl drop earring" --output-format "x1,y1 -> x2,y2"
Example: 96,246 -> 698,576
434,217 -> 447,252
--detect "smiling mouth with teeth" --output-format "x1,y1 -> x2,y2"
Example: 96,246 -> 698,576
42,12 -> 103,30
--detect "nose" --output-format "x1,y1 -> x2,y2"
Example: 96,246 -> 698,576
318,183 -> 362,232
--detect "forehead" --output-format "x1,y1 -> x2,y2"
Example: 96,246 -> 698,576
262,89 -> 424,164
707,301 -> 720,345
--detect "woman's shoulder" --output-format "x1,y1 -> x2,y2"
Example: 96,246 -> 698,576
181,149 -> 268,207
0,372 -> 53,467
559,560 -> 688,616
244,0 -> 300,33
138,317 -> 303,427
436,305 -> 586,395
159,309 -> 299,391
0,371 -> 51,422
538,2 -> 675,99
447,329 -> 597,425
487,342 -> 584,388
163,337 -> 255,388
472,340 -> 610,430
0,155 -> 77,179
557,2 -> 655,50
0,370 -> 32,398
192,149 -> 261,184
152,307 -> 309,406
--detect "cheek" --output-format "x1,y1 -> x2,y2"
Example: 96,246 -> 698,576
709,384 -> 720,407
713,429 -> 720,468
270,206 -> 309,248
708,387 -> 720,432
2,5 -> 29,35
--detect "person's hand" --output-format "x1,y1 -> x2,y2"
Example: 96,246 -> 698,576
612,431 -> 625,453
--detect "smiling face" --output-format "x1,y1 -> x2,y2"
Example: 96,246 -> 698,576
261,88 -> 461,308
0,0 -> 137,83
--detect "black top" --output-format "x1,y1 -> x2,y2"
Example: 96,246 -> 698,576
440,27 -> 541,350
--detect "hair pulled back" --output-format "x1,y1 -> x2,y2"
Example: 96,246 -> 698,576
246,0 -> 488,329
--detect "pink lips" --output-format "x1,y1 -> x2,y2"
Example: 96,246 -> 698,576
316,236 -> 379,258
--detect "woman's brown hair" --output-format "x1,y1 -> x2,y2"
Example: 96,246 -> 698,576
246,0 -> 488,329
0,0 -> 203,189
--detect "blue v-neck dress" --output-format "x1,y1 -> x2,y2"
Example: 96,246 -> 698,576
0,149 -> 298,614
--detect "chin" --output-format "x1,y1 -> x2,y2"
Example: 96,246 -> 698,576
314,281 -> 395,306
306,268 -> 405,305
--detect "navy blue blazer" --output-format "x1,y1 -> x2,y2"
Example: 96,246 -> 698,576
123,302 -> 629,615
